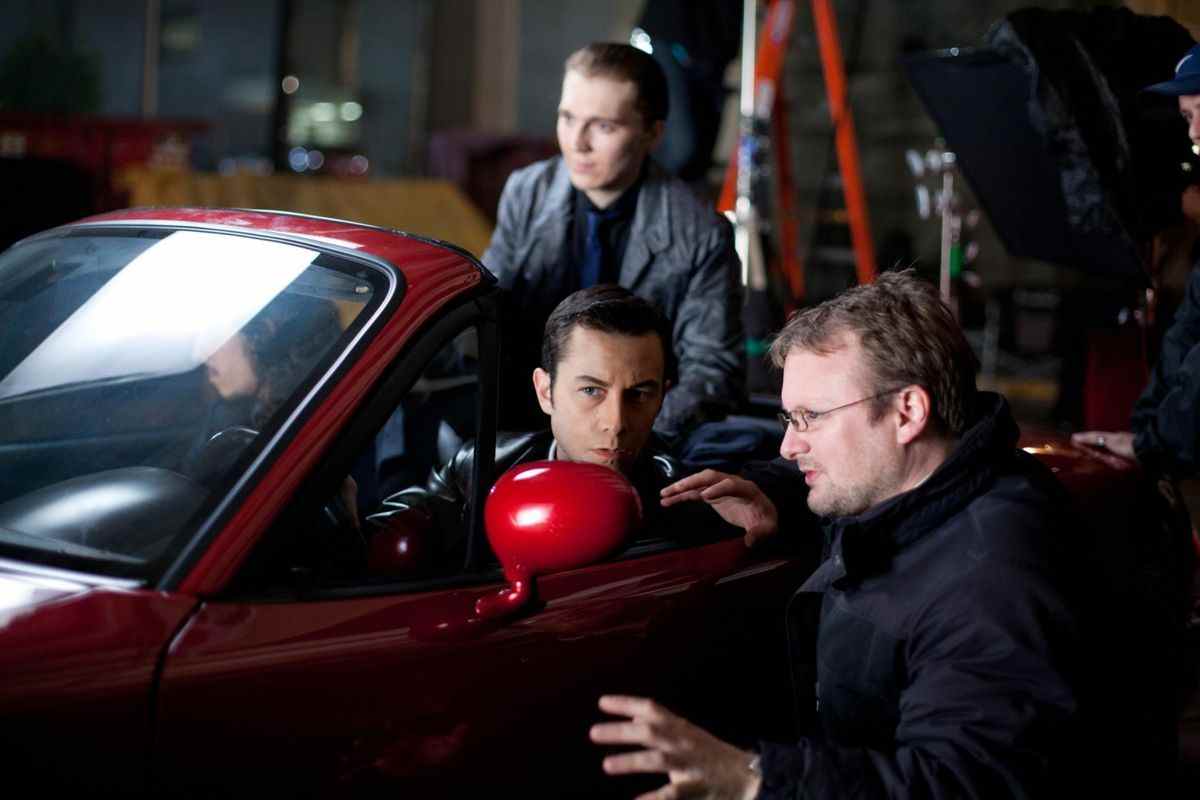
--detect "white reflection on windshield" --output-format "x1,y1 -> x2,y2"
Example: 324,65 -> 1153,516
0,231 -> 317,401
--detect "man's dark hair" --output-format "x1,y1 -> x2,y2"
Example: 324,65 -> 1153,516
542,284 -> 674,385
564,42 -> 669,125
768,269 -> 980,436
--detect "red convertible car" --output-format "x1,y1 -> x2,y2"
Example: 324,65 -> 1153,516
0,209 -> 1163,796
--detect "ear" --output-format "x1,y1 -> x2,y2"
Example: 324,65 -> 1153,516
533,368 -> 555,415
893,385 -> 933,445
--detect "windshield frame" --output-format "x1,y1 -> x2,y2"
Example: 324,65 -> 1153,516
0,220 -> 402,587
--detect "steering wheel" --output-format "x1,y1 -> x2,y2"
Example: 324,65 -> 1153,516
189,426 -> 259,484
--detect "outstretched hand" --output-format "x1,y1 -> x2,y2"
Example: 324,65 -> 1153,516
590,695 -> 760,800
661,469 -> 778,547
1070,430 -> 1136,460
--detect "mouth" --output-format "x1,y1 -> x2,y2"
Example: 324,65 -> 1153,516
590,448 -> 629,462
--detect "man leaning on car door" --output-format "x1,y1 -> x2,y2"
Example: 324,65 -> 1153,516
593,271 -> 1162,798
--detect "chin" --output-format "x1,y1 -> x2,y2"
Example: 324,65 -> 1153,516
568,173 -> 602,191
806,489 -> 841,518
569,170 -> 622,192
589,454 -> 631,474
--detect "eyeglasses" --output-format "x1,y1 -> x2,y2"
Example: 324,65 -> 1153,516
777,388 -> 905,433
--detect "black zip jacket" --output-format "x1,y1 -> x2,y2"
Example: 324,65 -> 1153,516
369,430 -> 722,564
757,393 -> 1082,799
1133,264 -> 1200,477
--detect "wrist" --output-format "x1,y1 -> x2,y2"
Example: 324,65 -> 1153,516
742,751 -> 762,800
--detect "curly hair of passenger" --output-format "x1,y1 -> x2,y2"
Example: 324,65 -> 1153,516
241,294 -> 344,428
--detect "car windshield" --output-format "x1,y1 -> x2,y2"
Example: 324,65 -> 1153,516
0,226 -> 385,580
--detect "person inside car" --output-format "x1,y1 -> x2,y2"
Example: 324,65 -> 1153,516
367,284 -> 722,571
482,41 -> 744,445
180,294 -> 344,485
591,270 -> 1091,798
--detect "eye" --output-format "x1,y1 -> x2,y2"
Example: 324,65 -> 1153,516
596,121 -> 615,133
580,386 -> 602,398
803,409 -> 823,425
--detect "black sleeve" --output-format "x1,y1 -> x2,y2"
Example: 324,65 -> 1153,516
1132,265 -> 1200,476
655,220 -> 746,439
756,562 -> 1079,799
367,443 -> 475,560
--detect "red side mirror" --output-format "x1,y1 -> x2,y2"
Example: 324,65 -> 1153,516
475,460 -> 642,620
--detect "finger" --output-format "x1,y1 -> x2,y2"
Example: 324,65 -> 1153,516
1070,431 -> 1111,448
1070,431 -> 1098,446
601,748 -> 678,775
699,477 -> 749,501
599,694 -> 667,722
660,489 -> 706,507
590,720 -> 659,746
660,470 -> 727,497
1080,447 -> 1133,471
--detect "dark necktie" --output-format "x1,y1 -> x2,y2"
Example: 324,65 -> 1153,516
580,208 -> 617,288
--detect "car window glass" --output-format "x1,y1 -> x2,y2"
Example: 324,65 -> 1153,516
0,228 -> 384,579
256,327 -> 483,590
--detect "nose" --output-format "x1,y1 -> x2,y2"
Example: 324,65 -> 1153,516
573,122 -> 591,153
779,425 -> 810,461
1190,116 -> 1200,145
598,393 -> 627,436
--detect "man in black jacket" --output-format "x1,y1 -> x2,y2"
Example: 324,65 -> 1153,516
369,284 -> 722,560
592,271 -> 1084,798
1073,41 -> 1200,477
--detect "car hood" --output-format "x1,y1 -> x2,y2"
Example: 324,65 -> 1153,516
0,564 -> 91,628
0,564 -> 197,705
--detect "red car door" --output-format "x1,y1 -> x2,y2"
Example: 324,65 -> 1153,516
153,534 -> 808,796
152,297 -> 813,796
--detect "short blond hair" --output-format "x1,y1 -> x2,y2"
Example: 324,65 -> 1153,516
769,270 -> 979,435
564,42 -> 668,125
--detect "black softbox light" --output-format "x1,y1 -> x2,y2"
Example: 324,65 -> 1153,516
903,7 -> 1195,283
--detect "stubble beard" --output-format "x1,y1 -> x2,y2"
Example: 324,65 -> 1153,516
806,463 -> 897,519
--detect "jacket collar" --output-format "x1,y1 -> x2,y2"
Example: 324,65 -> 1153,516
800,391 -> 1019,592
528,157 -> 672,288
528,159 -> 575,248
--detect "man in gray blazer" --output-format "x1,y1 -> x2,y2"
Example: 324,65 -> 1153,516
483,42 -> 744,443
